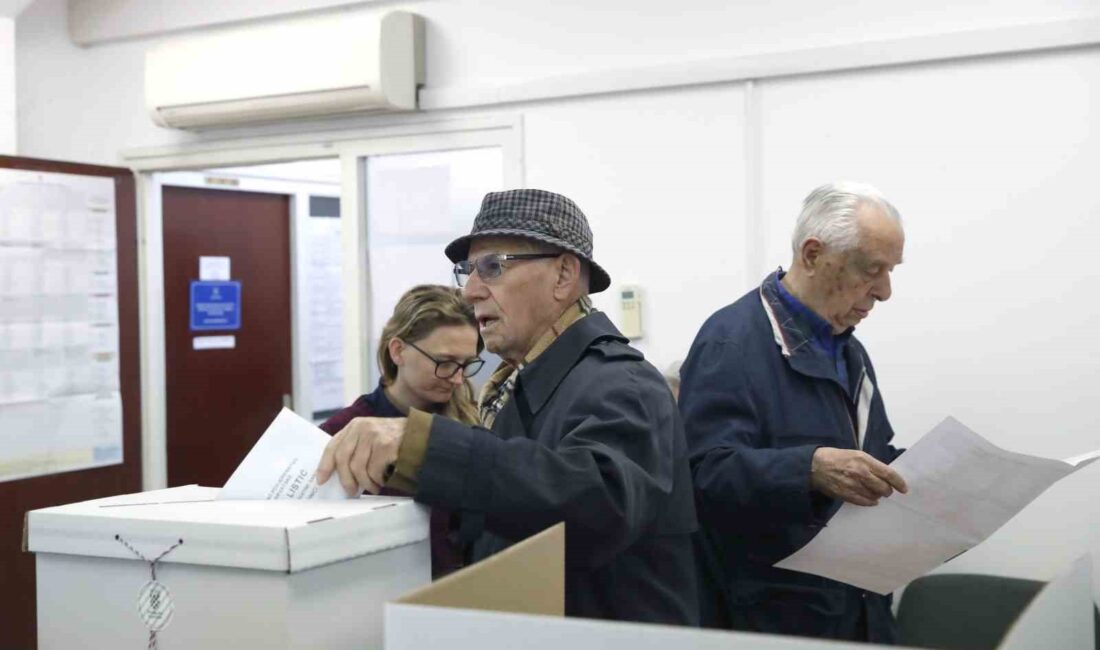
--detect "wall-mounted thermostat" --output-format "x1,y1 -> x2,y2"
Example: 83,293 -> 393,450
619,285 -> 643,339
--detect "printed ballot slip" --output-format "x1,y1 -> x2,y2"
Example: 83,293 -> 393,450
219,407 -> 351,500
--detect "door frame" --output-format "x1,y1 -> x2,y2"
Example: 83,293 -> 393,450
154,170 -> 339,435
124,115 -> 525,490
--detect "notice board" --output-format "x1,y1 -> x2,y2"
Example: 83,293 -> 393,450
0,155 -> 141,650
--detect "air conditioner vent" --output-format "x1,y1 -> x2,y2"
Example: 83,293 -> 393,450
145,11 -> 423,129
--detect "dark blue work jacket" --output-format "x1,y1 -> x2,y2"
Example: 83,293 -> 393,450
679,271 -> 903,643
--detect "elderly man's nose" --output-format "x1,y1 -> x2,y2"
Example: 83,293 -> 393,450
448,371 -> 464,386
874,273 -> 893,302
463,272 -> 487,299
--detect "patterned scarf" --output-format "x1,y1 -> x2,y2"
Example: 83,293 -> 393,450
478,297 -> 595,429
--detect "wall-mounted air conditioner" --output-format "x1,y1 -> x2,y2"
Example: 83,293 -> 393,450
145,11 -> 424,130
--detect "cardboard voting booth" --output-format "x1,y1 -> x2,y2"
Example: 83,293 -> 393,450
394,521 -> 565,618
386,524 -> 1096,650
386,522 -> 882,650
27,485 -> 430,649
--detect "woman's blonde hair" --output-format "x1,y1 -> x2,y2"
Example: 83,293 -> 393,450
377,284 -> 482,425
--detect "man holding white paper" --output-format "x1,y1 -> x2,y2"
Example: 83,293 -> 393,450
316,190 -> 699,625
774,416 -> 1100,595
679,182 -> 909,643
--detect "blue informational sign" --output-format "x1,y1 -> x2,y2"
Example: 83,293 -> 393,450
190,281 -> 241,331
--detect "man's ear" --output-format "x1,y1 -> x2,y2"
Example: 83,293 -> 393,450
387,337 -> 406,367
799,238 -> 826,276
552,253 -> 582,301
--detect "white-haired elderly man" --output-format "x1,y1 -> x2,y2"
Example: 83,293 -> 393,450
318,189 -> 699,625
679,182 -> 910,643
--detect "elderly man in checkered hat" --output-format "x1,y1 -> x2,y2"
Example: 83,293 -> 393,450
318,189 -> 699,625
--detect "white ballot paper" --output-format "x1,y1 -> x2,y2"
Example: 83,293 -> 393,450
775,416 -> 1100,594
219,407 -> 351,500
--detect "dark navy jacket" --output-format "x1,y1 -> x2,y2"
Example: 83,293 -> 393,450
679,271 -> 903,643
417,312 -> 700,625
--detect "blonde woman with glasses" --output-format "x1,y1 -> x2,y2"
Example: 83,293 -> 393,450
320,284 -> 483,577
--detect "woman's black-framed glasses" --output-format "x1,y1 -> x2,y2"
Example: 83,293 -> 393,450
403,340 -> 485,378
453,253 -> 561,288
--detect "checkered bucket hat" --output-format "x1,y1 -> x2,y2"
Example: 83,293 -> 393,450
445,189 -> 611,294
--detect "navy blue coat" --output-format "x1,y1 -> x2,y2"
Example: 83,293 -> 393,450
418,312 -> 700,625
679,271 -> 903,643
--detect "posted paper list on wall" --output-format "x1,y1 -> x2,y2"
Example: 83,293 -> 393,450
0,169 -> 123,482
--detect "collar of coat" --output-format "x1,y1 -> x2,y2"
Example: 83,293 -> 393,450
479,298 -> 601,421
515,309 -> 631,417
523,297 -> 595,365
758,269 -> 863,388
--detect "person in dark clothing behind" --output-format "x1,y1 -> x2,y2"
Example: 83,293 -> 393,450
320,284 -> 484,578
680,182 -> 910,643
317,189 -> 699,625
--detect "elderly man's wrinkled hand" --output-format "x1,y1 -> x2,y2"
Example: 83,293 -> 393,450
315,417 -> 406,496
810,447 -> 908,506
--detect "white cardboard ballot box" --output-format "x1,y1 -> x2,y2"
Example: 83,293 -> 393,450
386,524 -> 1095,650
27,485 -> 430,650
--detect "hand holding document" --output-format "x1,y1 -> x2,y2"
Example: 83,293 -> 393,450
219,408 -> 351,500
775,416 -> 1100,594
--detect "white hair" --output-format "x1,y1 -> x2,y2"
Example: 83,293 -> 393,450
791,181 -> 902,254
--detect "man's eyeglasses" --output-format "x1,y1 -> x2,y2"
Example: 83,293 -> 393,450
453,253 -> 561,288
403,340 -> 485,378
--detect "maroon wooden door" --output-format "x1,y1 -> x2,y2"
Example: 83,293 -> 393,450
0,156 -> 142,650
162,186 -> 292,488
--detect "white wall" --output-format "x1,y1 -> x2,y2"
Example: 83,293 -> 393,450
0,17 -> 14,154
14,0 -> 1100,596
522,85 -> 748,364
17,0 -> 1100,165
